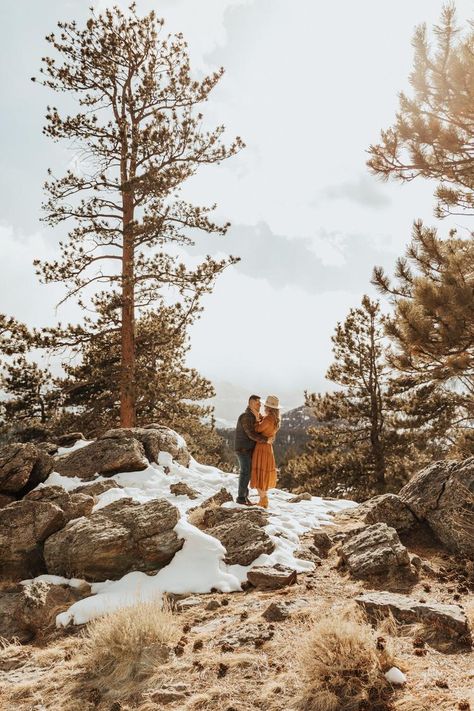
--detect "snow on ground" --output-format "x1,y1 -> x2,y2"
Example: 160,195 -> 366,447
35,450 -> 356,627
56,439 -> 95,456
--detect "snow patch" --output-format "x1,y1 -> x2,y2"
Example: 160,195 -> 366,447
29,441 -> 357,627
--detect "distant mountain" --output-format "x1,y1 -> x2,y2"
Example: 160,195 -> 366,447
217,404 -> 317,467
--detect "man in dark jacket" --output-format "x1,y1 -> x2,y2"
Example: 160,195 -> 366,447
234,394 -> 271,505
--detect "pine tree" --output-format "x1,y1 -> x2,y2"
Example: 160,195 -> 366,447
32,4 -> 243,426
367,4 -> 474,218
0,316 -> 62,440
372,220 -> 474,454
281,296 -> 439,499
1,356 -> 60,425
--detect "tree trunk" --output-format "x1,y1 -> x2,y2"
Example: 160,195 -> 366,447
368,314 -> 386,490
120,191 -> 135,427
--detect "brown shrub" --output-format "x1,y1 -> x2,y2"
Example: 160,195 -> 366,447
297,607 -> 395,711
79,599 -> 179,697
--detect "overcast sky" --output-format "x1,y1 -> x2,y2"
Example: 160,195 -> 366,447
1,0 -> 472,409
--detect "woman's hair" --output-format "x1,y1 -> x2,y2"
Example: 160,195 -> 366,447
265,406 -> 281,430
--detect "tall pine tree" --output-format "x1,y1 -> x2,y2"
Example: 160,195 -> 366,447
282,297 -> 441,499
372,220 -> 474,455
33,4 -> 243,426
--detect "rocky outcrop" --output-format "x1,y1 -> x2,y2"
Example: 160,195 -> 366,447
24,486 -> 94,522
356,591 -> 472,650
44,498 -> 183,581
100,424 -> 191,467
347,493 -> 417,533
247,564 -> 297,590
399,458 -> 474,558
339,523 -> 412,579
0,580 -> 90,643
53,437 -> 148,481
0,443 -> 54,496
0,500 -> 65,580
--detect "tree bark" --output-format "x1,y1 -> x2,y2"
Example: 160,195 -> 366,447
120,190 -> 136,427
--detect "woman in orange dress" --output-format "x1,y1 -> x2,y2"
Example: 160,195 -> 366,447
250,395 -> 281,508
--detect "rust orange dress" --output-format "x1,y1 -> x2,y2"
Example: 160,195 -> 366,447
250,415 -> 279,490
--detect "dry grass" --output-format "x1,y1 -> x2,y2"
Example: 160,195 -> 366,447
297,606 -> 396,711
78,598 -> 179,697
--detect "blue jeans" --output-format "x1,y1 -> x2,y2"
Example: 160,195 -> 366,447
236,450 -> 252,500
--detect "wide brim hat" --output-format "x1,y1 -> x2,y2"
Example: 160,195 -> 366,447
264,395 -> 282,410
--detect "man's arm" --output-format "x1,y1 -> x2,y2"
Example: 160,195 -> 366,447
242,413 -> 268,443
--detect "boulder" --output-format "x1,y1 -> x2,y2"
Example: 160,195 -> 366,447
53,437 -> 148,481
24,485 -> 94,522
356,591 -> 472,650
339,523 -> 412,579
247,564 -> 297,590
100,424 -> 191,467
74,479 -> 123,498
0,500 -> 65,580
44,498 -> 183,581
399,458 -> 474,558
201,505 -> 268,530
0,443 -> 54,495
209,515 -> 274,566
349,494 -> 417,533
169,482 -> 199,499
0,580 -> 90,643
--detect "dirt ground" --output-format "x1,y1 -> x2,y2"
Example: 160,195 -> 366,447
0,522 -> 473,711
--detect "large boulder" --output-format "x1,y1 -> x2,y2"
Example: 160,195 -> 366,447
399,458 -> 474,558
0,580 -> 90,643
349,494 -> 417,533
100,425 -> 191,467
24,485 -> 94,522
339,523 -> 412,579
0,500 -> 65,580
205,507 -> 274,566
53,437 -> 148,481
356,591 -> 472,650
0,443 -> 54,496
44,498 -> 183,581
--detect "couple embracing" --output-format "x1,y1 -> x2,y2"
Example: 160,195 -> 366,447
234,394 -> 281,509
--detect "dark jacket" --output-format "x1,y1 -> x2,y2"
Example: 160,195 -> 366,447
234,407 -> 268,452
